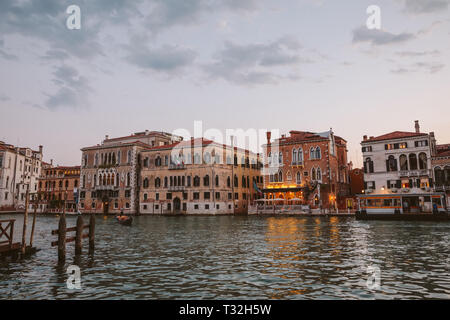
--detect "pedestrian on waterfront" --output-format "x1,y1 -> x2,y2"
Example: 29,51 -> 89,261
120,208 -> 124,216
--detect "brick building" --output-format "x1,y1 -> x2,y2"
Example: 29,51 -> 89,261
139,138 -> 263,214
432,143 -> 450,206
79,131 -> 182,215
261,130 -> 350,210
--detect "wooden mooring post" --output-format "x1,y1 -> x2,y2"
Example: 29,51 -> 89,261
52,214 -> 95,262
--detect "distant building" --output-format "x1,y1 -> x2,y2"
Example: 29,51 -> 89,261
139,138 -> 263,214
261,129 -> 350,209
37,165 -> 81,213
0,141 -> 43,212
79,131 -> 182,215
432,143 -> 450,206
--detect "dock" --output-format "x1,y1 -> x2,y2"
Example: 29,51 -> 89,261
355,212 -> 450,221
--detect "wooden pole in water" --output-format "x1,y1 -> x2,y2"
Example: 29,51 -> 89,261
89,213 -> 95,254
30,193 -> 38,247
58,214 -> 66,263
21,185 -> 30,255
75,215 -> 84,255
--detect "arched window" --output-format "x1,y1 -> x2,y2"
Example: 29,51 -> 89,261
409,154 -> 418,170
117,151 -> 121,164
242,176 -> 246,188
155,156 -> 161,167
310,147 -> 315,160
296,172 -> 301,184
194,153 -> 201,164
143,178 -> 149,189
164,176 -> 168,188
278,170 -> 283,182
234,175 -> 238,187
279,152 -> 283,165
316,167 -> 322,181
418,153 -> 427,170
204,152 -> 211,164
268,152 -> 272,165
400,155 -> 408,171
364,158 -> 374,173
298,148 -> 303,164
194,176 -> 200,187
292,149 -> 297,164
227,176 -> 231,187
315,147 -> 321,159
311,168 -> 316,180
103,175 -> 106,186
155,177 -> 161,188
387,155 -> 398,172
273,153 -> 278,166
126,173 -> 131,186
215,175 -> 219,187
127,150 -> 132,164
203,175 -> 210,186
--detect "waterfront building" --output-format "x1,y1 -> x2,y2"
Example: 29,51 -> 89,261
260,129 -> 350,210
348,165 -> 365,208
359,121 -> 446,213
432,143 -> 450,207
0,141 -> 43,212
79,131 -> 182,215
37,165 -> 81,213
139,138 -> 263,214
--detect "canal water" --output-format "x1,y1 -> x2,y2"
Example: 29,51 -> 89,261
0,214 -> 449,299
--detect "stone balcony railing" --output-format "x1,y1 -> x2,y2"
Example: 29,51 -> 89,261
168,186 -> 185,192
95,185 -> 118,191
398,169 -> 431,177
169,164 -> 186,170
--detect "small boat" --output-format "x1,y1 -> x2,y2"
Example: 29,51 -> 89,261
116,215 -> 133,226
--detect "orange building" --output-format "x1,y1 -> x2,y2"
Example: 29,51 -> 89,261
38,165 -> 81,213
262,130 -> 350,210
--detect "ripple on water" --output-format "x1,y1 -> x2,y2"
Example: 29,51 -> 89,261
0,214 -> 449,299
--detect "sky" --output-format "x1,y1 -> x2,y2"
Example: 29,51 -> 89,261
0,0 -> 449,167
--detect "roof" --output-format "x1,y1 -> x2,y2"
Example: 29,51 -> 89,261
436,144 -> 450,157
81,140 -> 155,151
45,165 -> 81,170
265,130 -> 346,146
362,131 -> 428,143
104,131 -> 177,143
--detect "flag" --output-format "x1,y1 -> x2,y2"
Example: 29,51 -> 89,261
253,181 -> 263,195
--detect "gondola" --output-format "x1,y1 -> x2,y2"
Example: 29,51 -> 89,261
116,215 -> 133,226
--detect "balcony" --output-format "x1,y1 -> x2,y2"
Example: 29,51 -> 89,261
95,185 -> 118,191
168,186 -> 185,192
169,164 -> 186,170
399,169 -> 431,177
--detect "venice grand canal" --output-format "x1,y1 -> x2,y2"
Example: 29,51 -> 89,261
0,214 -> 449,299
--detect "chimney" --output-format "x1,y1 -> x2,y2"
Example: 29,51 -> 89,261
430,131 -> 435,138
266,131 -> 272,145
145,130 -> 149,135
415,120 -> 420,133
50,159 -> 53,166
363,135 -> 368,141
281,134 -> 286,139
39,145 -> 43,154
105,135 -> 109,140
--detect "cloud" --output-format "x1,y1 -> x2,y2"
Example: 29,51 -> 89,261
44,65 -> 93,110
403,0 -> 449,14
0,94 -> 10,102
352,26 -> 415,46
0,39 -> 18,61
145,0 -> 260,32
124,36 -> 197,73
391,62 -> 445,74
203,36 -> 310,85
395,50 -> 440,57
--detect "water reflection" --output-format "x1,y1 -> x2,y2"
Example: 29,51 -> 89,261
0,214 -> 449,299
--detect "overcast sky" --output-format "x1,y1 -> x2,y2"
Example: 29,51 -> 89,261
0,0 -> 449,167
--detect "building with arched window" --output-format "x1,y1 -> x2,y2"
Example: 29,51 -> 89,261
359,121 -> 447,214
260,129 -> 349,210
139,138 -> 262,215
79,131 -> 181,215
